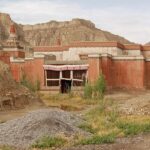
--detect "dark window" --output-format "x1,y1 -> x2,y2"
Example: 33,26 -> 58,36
47,70 -> 59,79
62,70 -> 70,78
47,81 -> 59,86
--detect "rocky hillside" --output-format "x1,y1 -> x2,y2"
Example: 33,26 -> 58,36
0,12 -> 132,46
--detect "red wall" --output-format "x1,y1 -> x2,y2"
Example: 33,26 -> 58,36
101,57 -> 112,87
88,56 -> 102,84
1,51 -> 25,58
88,56 -> 146,90
10,63 -> 24,81
0,52 -> 11,64
1,53 -> 148,90
145,61 -> 150,89
10,58 -> 45,88
111,60 -> 145,89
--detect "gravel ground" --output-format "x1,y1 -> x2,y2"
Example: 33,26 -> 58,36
117,92 -> 150,115
0,108 -> 86,149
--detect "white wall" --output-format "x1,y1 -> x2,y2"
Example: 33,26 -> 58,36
62,47 -> 123,61
33,47 -> 144,61
125,50 -> 142,56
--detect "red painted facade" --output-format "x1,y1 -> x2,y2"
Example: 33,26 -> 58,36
88,55 -> 149,90
1,46 -> 150,90
146,62 -> 150,88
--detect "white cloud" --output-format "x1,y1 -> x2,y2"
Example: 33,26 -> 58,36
0,0 -> 150,44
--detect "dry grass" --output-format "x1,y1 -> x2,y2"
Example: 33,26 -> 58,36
30,91 -> 150,149
0,145 -> 15,150
78,98 -> 150,144
40,93 -> 100,111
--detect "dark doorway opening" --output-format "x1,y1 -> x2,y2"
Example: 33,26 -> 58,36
61,80 -> 72,93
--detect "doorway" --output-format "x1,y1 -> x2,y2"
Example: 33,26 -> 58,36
60,79 -> 72,93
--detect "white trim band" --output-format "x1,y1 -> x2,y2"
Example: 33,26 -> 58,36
43,64 -> 89,71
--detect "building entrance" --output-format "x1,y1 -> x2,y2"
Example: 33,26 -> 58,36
60,79 -> 71,93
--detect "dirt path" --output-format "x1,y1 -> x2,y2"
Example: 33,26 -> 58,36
0,105 -> 45,122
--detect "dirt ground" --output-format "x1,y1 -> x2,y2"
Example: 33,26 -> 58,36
0,104 -> 44,123
0,90 -> 150,150
107,90 -> 150,115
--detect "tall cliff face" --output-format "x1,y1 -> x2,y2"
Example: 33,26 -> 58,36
0,12 -> 132,46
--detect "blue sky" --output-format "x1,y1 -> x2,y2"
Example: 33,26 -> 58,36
0,0 -> 150,44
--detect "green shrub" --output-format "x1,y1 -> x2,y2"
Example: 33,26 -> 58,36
83,74 -> 106,100
78,133 -> 116,145
32,136 -> 66,148
83,83 -> 93,99
94,74 -> 106,99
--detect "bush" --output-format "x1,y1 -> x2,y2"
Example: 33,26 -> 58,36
83,74 -> 106,100
94,74 -> 106,99
78,133 -> 116,145
83,83 -> 93,99
32,136 -> 66,148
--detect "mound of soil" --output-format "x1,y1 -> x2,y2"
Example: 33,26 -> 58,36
0,61 -> 42,110
0,108 -> 86,149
